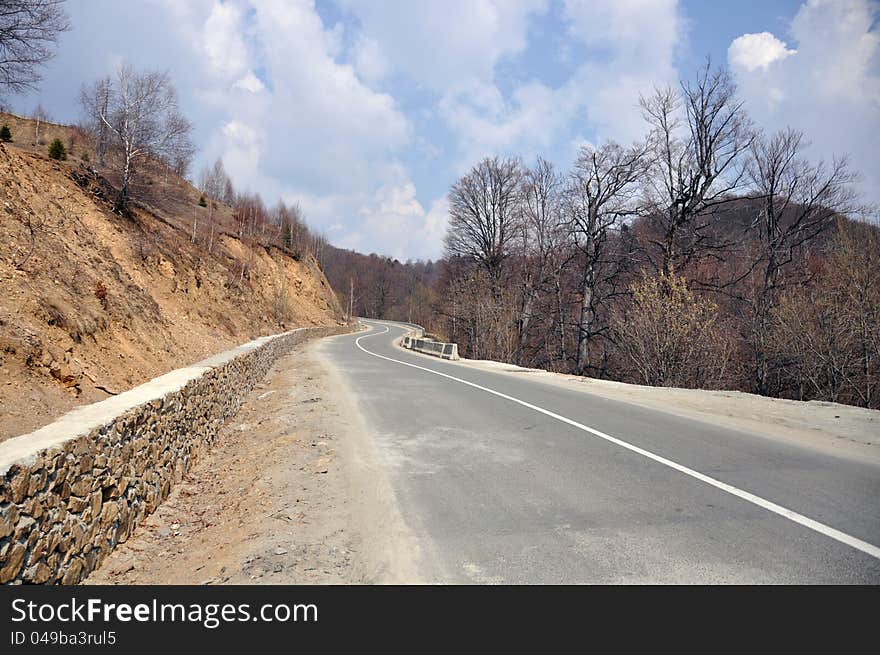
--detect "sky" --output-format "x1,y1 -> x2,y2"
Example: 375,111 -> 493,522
7,0 -> 879,261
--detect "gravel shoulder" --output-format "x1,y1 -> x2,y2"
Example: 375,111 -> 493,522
85,333 -> 419,585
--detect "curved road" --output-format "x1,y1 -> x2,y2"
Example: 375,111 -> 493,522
320,320 -> 880,583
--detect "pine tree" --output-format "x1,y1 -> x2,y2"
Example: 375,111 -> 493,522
0,125 -> 11,142
48,138 -> 66,160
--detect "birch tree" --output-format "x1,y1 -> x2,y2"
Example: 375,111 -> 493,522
199,157 -> 232,202
31,101 -> 48,143
80,65 -> 193,213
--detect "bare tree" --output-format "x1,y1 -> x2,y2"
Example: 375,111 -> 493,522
169,142 -> 195,179
274,199 -> 308,257
744,128 -> 857,394
771,279 -> 856,404
566,141 -> 646,374
767,219 -> 878,407
199,157 -> 232,202
222,177 -> 235,205
80,65 -> 194,213
31,101 -> 48,143
445,156 -> 523,284
517,157 -> 564,364
640,63 -> 754,277
444,156 -> 524,360
830,220 -> 880,408
0,0 -> 68,94
85,75 -> 112,164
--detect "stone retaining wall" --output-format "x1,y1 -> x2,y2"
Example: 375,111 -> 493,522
0,325 -> 343,584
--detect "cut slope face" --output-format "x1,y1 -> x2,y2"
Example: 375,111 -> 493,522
0,139 -> 343,441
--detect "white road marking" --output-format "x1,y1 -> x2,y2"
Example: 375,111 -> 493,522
354,322 -> 880,561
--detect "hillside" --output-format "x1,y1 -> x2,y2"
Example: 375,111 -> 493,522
0,116 -> 344,441
320,244 -> 439,324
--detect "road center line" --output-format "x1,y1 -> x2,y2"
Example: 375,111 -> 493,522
354,322 -> 880,561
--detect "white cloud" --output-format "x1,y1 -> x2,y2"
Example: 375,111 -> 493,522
355,180 -> 449,261
202,1 -> 249,78
248,0 -> 410,180
563,0 -> 679,62
232,72 -> 265,93
298,178 -> 447,261
728,32 -> 796,72
167,0 -> 419,253
245,0 -> 680,252
220,120 -> 263,188
431,0 -> 681,162
352,35 -> 388,84
147,0 -> 439,257
439,80 -> 574,169
338,0 -> 547,91
339,0 -> 558,170
562,0 -> 680,144
729,0 -> 880,205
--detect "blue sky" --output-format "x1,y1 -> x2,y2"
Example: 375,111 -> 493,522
7,0 -> 879,261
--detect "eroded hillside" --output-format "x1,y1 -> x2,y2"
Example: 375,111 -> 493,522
0,138 -> 343,440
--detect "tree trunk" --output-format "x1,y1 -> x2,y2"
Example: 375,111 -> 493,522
662,211 -> 677,278
518,288 -> 535,366
555,276 -> 566,370
753,256 -> 781,395
115,149 -> 133,213
576,245 -> 596,374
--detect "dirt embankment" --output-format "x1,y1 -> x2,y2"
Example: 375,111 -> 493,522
0,131 -> 343,440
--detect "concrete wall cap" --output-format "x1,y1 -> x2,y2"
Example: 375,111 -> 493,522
0,328 -> 306,476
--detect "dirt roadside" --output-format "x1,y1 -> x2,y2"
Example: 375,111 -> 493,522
85,333 -> 422,585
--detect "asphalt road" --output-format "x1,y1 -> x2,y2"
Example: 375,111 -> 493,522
320,319 -> 880,583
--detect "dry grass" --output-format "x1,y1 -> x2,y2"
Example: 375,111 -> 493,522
38,292 -> 107,343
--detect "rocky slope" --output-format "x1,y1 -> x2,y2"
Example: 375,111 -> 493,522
0,120 -> 343,440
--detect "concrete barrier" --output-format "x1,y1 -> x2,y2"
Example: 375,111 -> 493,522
0,325 -> 344,585
402,335 -> 459,360
398,322 -> 425,338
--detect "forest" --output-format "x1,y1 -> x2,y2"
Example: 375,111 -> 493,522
321,64 -> 880,410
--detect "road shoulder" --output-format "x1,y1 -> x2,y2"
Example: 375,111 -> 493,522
456,358 -> 880,465
85,332 -> 421,584
389,336 -> 878,465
